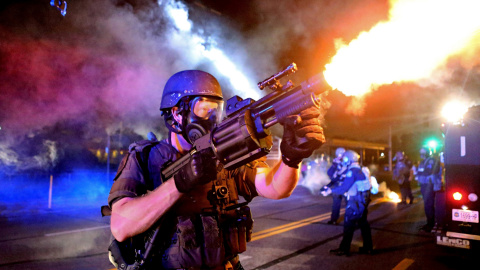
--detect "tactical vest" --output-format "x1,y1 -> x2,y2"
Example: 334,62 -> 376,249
346,166 -> 370,197
344,166 -> 371,221
108,139 -> 255,269
159,159 -> 255,268
417,157 -> 438,184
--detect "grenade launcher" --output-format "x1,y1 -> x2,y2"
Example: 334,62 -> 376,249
161,63 -> 331,180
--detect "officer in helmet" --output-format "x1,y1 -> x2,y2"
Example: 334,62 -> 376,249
392,151 -> 414,205
329,150 -> 373,256
415,147 -> 441,232
107,70 -> 325,269
324,147 -> 348,225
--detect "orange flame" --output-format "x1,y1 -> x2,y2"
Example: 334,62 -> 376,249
388,191 -> 402,203
324,0 -> 480,98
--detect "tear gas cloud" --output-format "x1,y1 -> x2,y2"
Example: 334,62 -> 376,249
0,0 -> 249,137
0,0 -> 261,174
0,0 -> 346,209
298,157 -> 332,195
0,0 -> 363,171
1,0 -> 480,173
0,0 -> 394,140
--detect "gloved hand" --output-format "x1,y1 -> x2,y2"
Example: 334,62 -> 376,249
320,186 -> 332,197
280,107 -> 325,168
173,149 -> 217,193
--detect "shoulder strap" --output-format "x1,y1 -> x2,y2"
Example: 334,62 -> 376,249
104,139 -> 162,216
130,140 -> 161,190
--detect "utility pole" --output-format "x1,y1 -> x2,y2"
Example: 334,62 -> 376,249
389,125 -> 392,172
106,135 -> 110,185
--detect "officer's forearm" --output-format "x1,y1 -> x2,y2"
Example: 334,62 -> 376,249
255,160 -> 300,200
327,165 -> 336,179
110,180 -> 182,242
332,177 -> 354,195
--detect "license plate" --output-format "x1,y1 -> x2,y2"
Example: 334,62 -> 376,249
452,209 -> 479,223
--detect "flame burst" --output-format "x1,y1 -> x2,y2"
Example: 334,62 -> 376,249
324,0 -> 480,97
388,191 -> 402,203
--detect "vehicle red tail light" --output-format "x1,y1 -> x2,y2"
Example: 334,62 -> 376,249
453,192 -> 463,201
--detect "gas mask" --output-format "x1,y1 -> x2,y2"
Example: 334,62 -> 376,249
341,156 -> 351,167
182,96 -> 224,144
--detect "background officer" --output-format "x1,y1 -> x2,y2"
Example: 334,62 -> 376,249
107,70 -> 326,269
325,147 -> 347,224
330,150 -> 373,256
392,151 -> 414,204
415,147 -> 441,232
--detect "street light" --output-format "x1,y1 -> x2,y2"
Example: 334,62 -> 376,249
427,139 -> 438,149
424,138 -> 441,153
441,100 -> 468,123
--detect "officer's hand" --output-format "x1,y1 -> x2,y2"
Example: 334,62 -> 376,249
280,107 -> 326,168
320,186 -> 332,197
174,149 -> 217,193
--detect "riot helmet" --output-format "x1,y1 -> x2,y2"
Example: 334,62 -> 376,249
160,70 -> 223,111
160,70 -> 224,144
419,147 -> 429,159
335,147 -> 346,158
342,150 -> 360,166
393,151 -> 405,162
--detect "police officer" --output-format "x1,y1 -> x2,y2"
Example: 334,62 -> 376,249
415,147 -> 441,232
325,147 -> 347,225
107,70 -> 326,269
392,151 -> 414,205
330,150 -> 373,256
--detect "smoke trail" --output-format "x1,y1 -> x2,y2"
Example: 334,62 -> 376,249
160,0 -> 261,99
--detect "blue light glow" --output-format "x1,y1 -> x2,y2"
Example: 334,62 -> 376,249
0,169 -> 112,214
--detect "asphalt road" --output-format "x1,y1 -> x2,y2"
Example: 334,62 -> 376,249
0,186 -> 475,270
